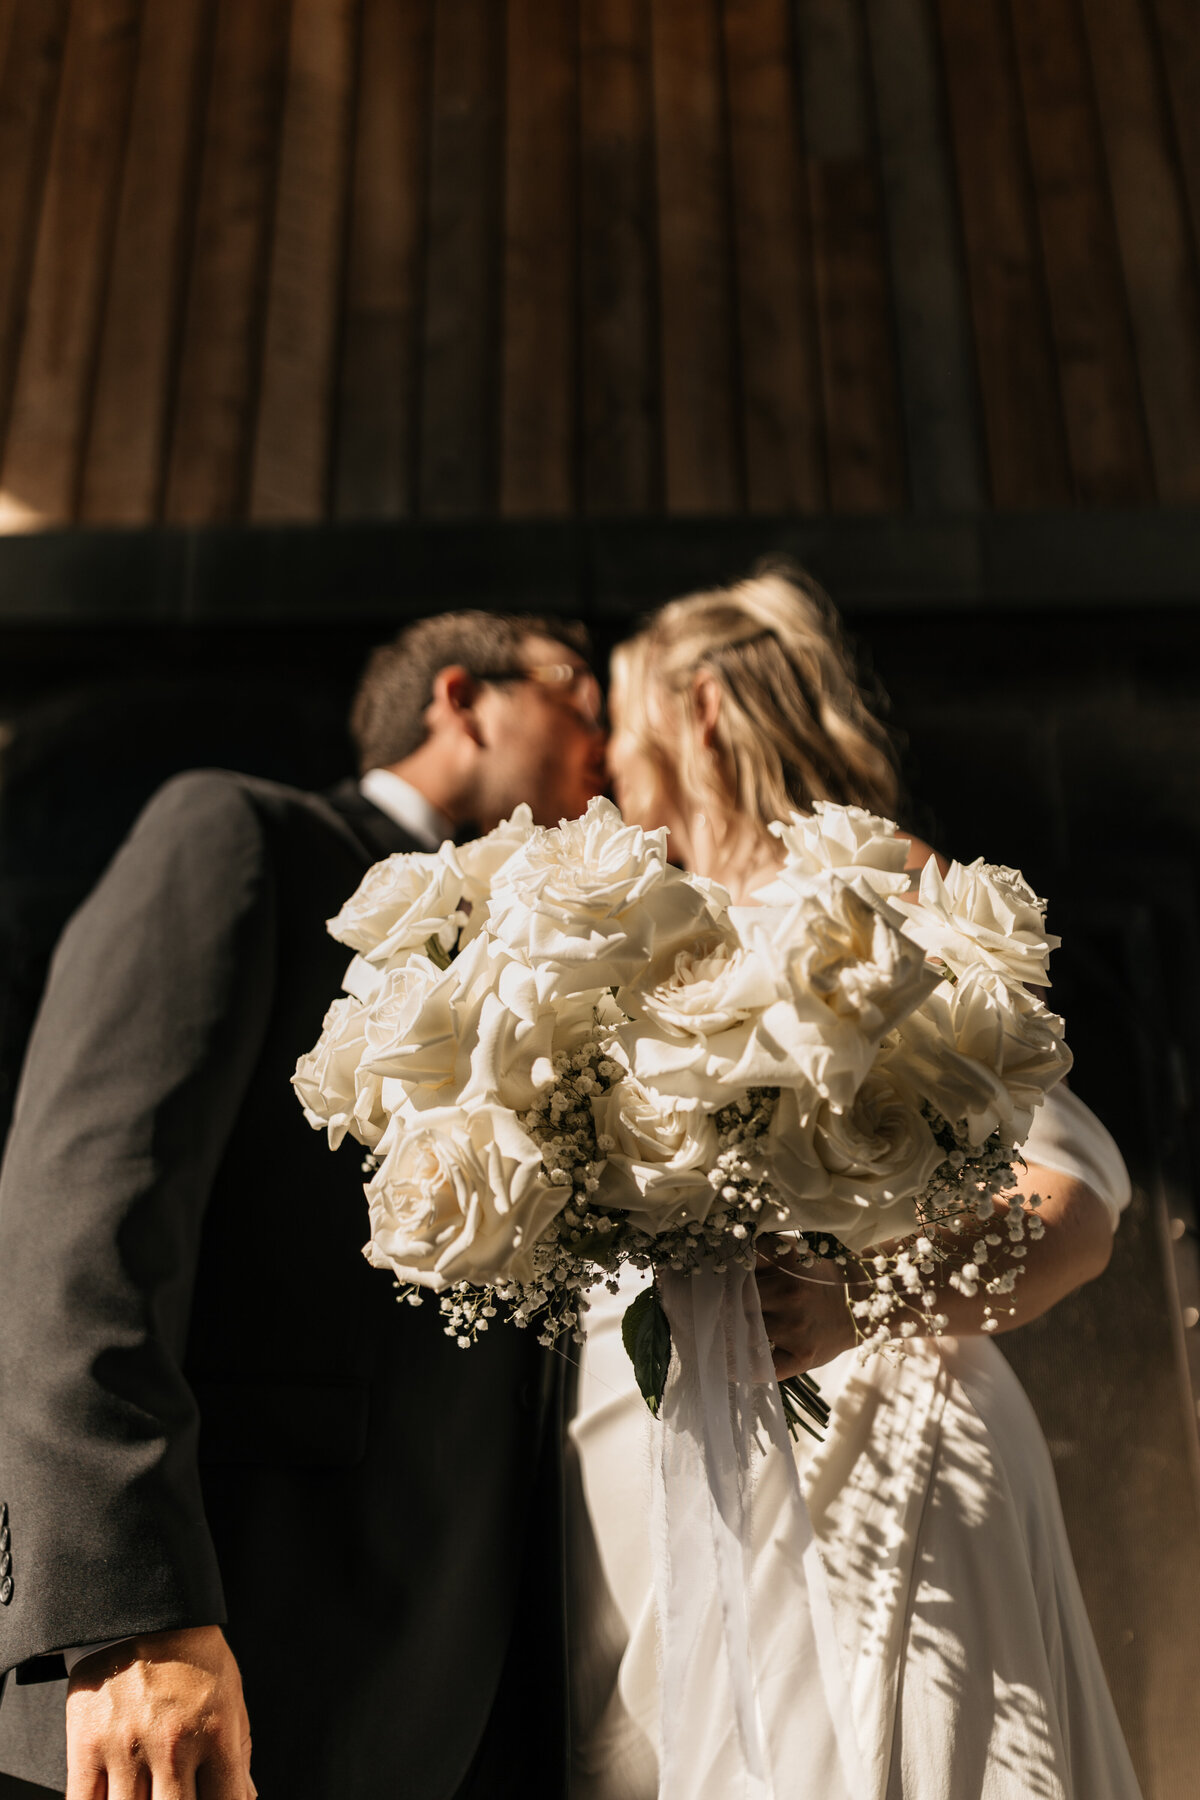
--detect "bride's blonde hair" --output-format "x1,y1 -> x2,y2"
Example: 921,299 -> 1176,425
610,564 -> 900,840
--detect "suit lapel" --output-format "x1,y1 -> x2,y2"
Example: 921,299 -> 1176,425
323,779 -> 426,863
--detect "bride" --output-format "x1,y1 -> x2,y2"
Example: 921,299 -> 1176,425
568,568 -> 1143,1800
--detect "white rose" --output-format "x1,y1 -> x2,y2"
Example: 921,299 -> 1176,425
747,879 -> 938,1038
364,1103 -> 564,1289
616,934 -> 853,1104
762,802 -> 912,902
752,879 -> 938,1086
620,930 -> 774,1036
340,953 -> 446,1139
590,1077 -> 720,1232
759,1074 -> 938,1251
905,857 -> 1059,987
893,967 -> 1071,1144
327,851 -> 465,965
439,804 -> 535,904
758,1085 -> 828,1214
364,931 -> 597,1116
488,795 -> 718,1000
292,995 -> 371,1149
808,1070 -> 940,1249
886,998 -> 1004,1141
356,950 -> 458,1100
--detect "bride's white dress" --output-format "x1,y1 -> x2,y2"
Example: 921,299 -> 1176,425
567,1084 -> 1145,1800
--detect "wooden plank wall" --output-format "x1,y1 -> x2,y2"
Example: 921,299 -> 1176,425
0,0 -> 1195,529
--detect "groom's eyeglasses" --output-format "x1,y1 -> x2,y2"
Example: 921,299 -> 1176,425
474,662 -> 607,730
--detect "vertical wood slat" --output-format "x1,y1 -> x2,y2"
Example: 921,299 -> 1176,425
0,0 -> 142,529
861,0 -> 985,513
0,0 -> 72,495
651,0 -> 741,513
578,0 -> 658,515
249,0 -> 358,521
164,0 -> 292,525
1077,0 -> 1200,505
934,0 -> 1071,507
500,0 -> 576,517
1152,0 -> 1200,277
723,0 -> 824,514
1008,0 -> 1155,506
0,1 -> 16,73
334,0 -> 432,521
80,0 -> 212,524
797,0 -> 906,513
419,0 -> 504,518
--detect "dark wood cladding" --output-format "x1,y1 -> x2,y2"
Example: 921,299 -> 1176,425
0,0 -> 1195,528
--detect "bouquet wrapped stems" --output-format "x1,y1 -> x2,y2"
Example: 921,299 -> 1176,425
624,1270 -> 830,1440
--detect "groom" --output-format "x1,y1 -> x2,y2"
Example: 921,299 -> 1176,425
0,610 -> 607,1800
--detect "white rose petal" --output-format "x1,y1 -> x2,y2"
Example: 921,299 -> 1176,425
341,953 -> 388,1004
292,995 -> 372,1149
357,950 -> 459,1099
893,967 -> 1071,1144
906,857 -> 1059,987
590,1078 -> 721,1231
364,1103 -> 565,1289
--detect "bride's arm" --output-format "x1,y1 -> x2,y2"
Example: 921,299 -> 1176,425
757,1167 -> 1115,1380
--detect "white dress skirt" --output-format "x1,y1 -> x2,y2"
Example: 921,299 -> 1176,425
567,1085 -> 1145,1800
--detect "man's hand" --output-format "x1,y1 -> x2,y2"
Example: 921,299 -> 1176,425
66,1625 -> 255,1799
756,1245 -> 857,1379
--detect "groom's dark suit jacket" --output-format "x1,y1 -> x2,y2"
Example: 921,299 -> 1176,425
0,772 -> 566,1798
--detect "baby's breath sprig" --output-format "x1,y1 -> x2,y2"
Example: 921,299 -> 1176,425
397,1046 -> 1046,1435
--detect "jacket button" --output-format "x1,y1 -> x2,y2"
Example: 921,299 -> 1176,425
0,1576 -> 12,1605
0,1551 -> 9,1578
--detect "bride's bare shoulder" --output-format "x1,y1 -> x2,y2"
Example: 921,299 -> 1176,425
900,831 -> 951,878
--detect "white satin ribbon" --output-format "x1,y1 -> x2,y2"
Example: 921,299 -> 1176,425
652,1265 -> 866,1800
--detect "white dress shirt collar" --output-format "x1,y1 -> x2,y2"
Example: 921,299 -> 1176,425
358,768 -> 454,851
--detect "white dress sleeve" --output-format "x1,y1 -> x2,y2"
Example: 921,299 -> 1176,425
1021,1083 -> 1131,1230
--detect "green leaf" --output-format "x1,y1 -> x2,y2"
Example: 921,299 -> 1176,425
425,934 -> 452,970
622,1284 -> 673,1419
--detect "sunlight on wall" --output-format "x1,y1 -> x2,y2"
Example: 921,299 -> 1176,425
0,492 -> 48,533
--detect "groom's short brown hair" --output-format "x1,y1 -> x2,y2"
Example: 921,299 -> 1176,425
349,609 -> 593,773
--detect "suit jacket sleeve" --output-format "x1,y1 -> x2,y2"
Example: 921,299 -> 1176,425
0,771 -> 277,1675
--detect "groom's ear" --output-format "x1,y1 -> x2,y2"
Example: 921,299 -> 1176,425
692,671 -> 722,748
429,665 -> 485,744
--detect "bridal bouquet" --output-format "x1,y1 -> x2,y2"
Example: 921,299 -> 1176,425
294,796 -> 1070,1433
